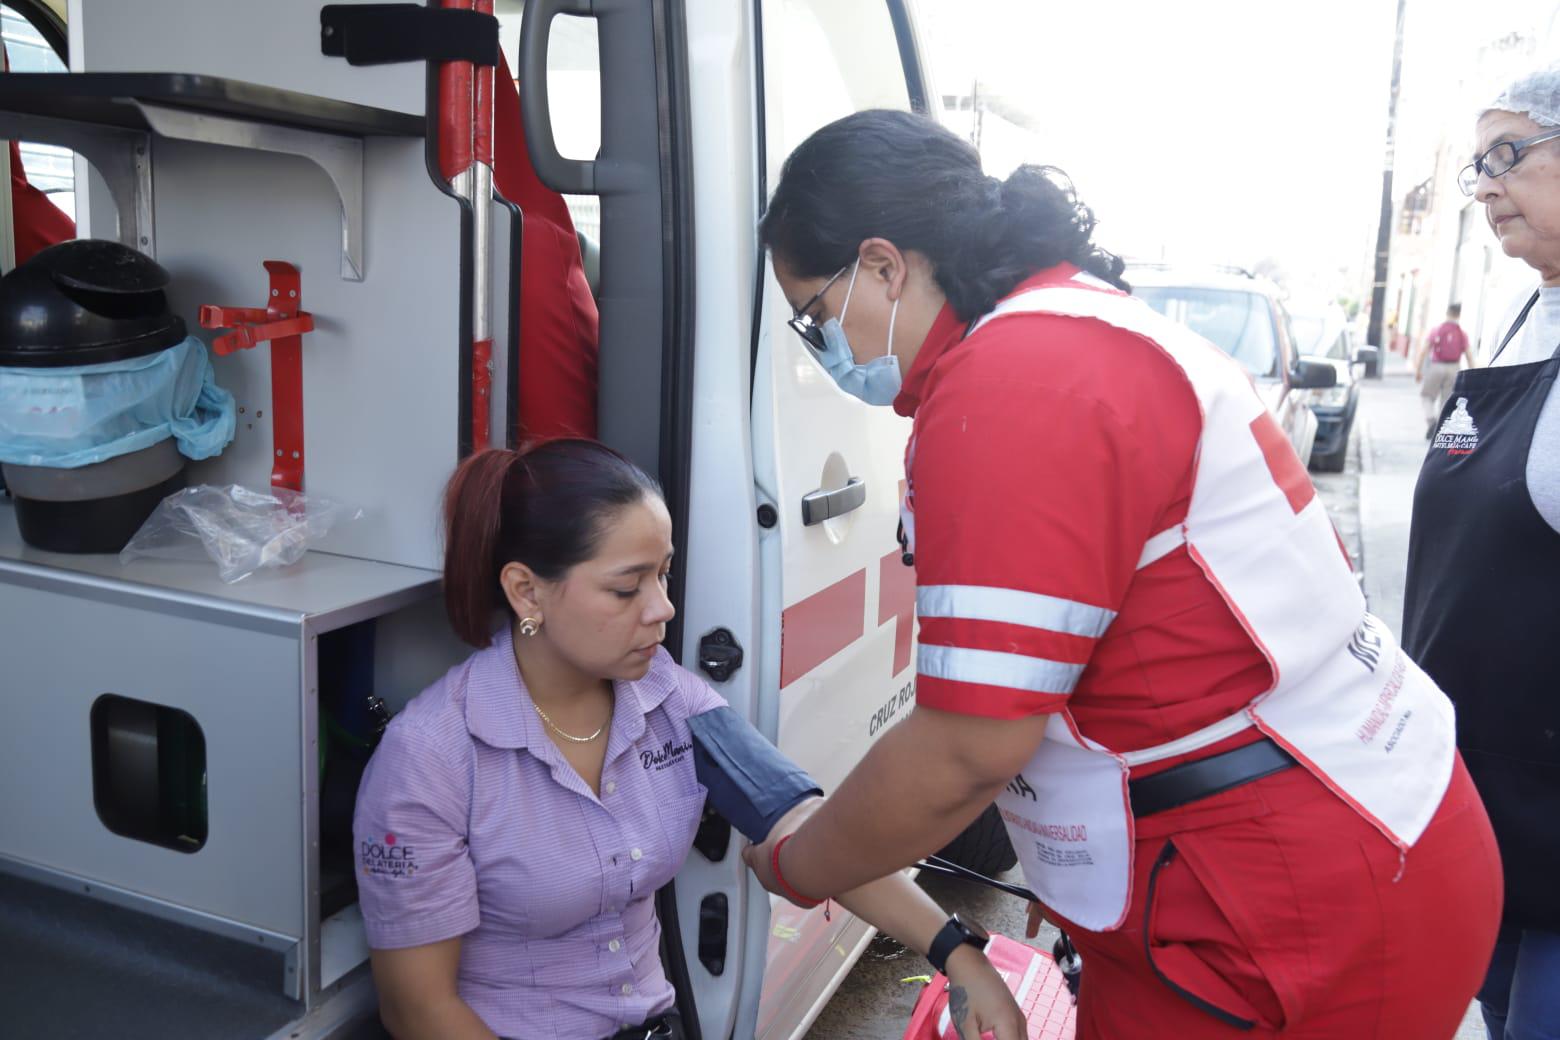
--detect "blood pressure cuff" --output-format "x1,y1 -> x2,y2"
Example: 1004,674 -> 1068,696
688,707 -> 823,844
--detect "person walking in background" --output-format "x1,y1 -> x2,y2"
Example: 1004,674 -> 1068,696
1403,59 -> 1560,1040
1418,303 -> 1471,438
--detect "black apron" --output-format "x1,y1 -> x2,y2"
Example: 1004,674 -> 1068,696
1403,291 -> 1560,930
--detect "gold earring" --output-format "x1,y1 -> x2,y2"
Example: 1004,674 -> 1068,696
519,617 -> 541,637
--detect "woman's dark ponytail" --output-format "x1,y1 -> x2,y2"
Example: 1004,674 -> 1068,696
441,441 -> 662,648
759,109 -> 1127,322
443,449 -> 523,648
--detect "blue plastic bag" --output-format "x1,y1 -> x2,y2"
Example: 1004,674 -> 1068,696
0,335 -> 235,468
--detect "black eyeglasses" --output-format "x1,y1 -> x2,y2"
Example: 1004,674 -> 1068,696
1459,127 -> 1560,196
785,264 -> 851,353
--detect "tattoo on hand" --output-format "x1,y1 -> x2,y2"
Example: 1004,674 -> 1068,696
949,985 -> 970,1030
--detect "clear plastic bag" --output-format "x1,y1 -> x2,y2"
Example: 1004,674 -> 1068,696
119,484 -> 364,583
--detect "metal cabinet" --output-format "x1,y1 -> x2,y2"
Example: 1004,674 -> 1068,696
0,501 -> 462,1036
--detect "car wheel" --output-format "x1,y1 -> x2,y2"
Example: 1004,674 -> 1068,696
932,803 -> 1017,876
1310,418 -> 1353,473
1311,444 -> 1347,473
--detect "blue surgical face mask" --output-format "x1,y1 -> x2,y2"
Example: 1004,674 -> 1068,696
815,261 -> 902,406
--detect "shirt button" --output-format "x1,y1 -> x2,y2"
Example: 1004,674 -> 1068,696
621,983 -> 634,996
605,780 -> 617,795
608,939 -> 622,953
630,847 -> 643,861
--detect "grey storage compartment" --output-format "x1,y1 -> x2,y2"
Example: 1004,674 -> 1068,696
0,499 -> 465,1035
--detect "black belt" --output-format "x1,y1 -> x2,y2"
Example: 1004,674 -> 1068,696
604,1012 -> 681,1040
1128,736 -> 1297,818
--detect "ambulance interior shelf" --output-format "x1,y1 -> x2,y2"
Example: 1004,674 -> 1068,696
0,73 -> 423,136
0,72 -> 424,280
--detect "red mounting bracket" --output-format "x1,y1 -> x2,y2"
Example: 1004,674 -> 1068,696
200,261 -> 315,492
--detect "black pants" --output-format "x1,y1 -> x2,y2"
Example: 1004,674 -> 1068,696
502,1008 -> 683,1040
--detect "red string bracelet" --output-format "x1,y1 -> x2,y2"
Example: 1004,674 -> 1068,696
771,833 -> 823,909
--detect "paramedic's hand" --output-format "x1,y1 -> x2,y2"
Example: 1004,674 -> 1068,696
944,945 -> 1028,1040
1025,901 -> 1046,939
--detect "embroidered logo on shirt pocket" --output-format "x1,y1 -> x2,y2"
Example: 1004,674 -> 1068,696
640,737 -> 694,772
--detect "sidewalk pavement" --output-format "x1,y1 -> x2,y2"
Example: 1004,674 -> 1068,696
1354,352 -> 1487,1040
1358,349 -> 1431,633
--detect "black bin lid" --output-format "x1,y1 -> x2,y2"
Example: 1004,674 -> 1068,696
0,239 -> 187,368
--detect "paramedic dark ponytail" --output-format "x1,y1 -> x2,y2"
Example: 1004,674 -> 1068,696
442,440 -> 663,647
758,109 -> 1127,322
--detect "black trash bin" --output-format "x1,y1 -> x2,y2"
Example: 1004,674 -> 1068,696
0,240 -> 190,553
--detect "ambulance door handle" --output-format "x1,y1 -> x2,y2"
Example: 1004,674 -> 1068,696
801,477 -> 866,526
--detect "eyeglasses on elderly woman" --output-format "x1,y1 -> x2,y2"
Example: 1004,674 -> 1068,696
1458,127 -> 1560,196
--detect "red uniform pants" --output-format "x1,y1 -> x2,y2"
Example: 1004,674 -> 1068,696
1054,753 -> 1502,1038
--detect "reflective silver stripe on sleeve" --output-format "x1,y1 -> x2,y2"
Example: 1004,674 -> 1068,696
1137,525 -> 1187,570
918,644 -> 1086,695
917,584 -> 1116,640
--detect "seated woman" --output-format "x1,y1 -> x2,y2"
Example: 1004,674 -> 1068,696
354,439 -> 1026,1040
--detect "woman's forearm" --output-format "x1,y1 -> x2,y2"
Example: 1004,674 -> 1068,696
382,996 -> 498,1040
831,870 -> 954,957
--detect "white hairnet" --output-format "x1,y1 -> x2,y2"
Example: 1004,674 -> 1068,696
1489,59 -> 1560,127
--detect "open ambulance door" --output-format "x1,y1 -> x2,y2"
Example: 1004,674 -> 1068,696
743,2 -> 932,1038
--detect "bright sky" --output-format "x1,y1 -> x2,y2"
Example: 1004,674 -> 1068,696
916,0 -> 1560,296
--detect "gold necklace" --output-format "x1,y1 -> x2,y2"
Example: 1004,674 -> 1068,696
532,700 -> 608,744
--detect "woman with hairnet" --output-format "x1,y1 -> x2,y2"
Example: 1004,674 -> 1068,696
1403,60 -> 1560,1039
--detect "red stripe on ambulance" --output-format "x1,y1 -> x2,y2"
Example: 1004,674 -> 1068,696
878,550 -> 916,676
780,570 -> 866,687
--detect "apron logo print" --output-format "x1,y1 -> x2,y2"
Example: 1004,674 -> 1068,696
1347,615 -> 1386,673
1432,397 -> 1479,456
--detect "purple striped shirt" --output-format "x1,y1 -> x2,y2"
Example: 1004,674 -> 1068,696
353,626 -> 724,1039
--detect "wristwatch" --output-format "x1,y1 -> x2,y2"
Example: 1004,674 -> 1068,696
927,914 -> 989,976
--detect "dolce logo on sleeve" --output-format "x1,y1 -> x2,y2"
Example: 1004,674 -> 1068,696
361,833 -> 419,878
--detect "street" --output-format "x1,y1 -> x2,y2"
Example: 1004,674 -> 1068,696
806,354 -> 1488,1039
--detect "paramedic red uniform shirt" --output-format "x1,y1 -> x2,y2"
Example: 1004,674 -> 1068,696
900,264 -> 1272,759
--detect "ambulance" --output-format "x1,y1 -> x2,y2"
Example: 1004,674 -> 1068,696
0,1 -> 1014,1037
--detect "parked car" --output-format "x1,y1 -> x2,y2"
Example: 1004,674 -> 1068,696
1289,304 -> 1360,472
1127,264 -> 1334,468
